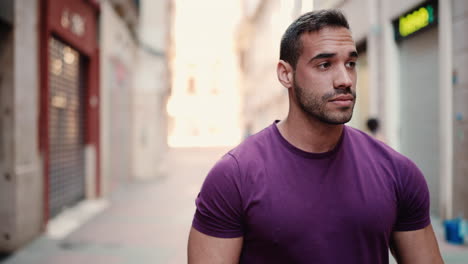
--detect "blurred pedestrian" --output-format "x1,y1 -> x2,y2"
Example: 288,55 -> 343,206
188,9 -> 443,264
366,117 -> 386,142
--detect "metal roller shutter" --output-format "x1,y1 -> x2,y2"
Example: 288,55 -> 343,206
48,37 -> 86,218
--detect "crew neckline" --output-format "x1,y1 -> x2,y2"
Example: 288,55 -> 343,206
271,120 -> 346,159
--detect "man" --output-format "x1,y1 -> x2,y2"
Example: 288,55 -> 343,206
188,9 -> 444,264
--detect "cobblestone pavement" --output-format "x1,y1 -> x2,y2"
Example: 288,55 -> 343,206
1,147 -> 468,263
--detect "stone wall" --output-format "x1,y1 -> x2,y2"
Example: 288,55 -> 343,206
452,0 -> 468,218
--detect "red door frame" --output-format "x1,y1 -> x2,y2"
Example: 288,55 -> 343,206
39,0 -> 100,226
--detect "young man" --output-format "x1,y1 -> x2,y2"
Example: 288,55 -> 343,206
188,9 -> 444,264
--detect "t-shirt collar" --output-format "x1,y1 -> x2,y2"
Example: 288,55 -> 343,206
272,120 -> 346,159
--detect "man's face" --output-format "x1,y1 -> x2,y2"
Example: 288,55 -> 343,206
292,26 -> 358,125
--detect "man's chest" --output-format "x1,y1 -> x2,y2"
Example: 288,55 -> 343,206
242,162 -> 398,248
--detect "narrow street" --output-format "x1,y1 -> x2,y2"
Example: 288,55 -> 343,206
0,147 -> 229,264
1,147 -> 468,263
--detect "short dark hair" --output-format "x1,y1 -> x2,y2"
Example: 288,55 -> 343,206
280,9 -> 350,69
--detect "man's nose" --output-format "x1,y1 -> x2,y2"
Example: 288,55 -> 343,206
333,66 -> 353,89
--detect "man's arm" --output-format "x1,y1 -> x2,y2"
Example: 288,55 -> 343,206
390,224 -> 444,264
188,227 -> 243,264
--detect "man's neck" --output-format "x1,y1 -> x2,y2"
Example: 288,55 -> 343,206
277,113 -> 344,153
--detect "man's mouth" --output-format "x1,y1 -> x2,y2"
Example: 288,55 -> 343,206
329,95 -> 354,107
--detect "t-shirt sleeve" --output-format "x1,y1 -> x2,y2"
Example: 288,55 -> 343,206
192,153 -> 244,238
393,158 -> 431,232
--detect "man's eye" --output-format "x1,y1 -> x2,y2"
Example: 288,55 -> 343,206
318,62 -> 331,69
346,61 -> 357,68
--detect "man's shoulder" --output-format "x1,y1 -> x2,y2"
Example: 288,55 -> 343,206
207,124 -> 276,184
345,126 -> 413,167
345,126 -> 424,196
227,124 -> 276,162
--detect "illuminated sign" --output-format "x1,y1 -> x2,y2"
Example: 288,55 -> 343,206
393,0 -> 438,41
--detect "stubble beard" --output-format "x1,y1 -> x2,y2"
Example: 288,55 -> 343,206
293,78 -> 356,125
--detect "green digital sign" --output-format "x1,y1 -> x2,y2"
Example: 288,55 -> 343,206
393,0 -> 438,41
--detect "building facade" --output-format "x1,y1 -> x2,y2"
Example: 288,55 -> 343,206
100,0 -> 171,189
0,0 -> 171,253
237,0 -> 316,136
167,0 -> 243,147
0,0 -> 43,253
39,0 -> 101,220
131,0 -> 171,179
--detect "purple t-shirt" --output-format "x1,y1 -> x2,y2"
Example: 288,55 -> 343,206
193,121 -> 430,264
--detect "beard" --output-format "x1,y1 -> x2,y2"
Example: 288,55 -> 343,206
293,78 -> 356,125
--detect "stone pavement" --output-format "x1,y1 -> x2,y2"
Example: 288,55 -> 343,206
0,147 -> 229,264
1,147 -> 468,264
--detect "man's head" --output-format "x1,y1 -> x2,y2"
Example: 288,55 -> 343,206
280,9 -> 350,70
277,9 -> 357,125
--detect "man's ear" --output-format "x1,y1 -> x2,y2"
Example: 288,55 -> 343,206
277,60 -> 294,89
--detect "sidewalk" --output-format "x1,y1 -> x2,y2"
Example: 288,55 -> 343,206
1,147 -> 468,263
0,147 -> 229,264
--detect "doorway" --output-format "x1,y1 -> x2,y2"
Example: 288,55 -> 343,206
399,27 -> 440,215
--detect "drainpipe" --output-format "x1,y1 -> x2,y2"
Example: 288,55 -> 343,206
439,0 -> 453,220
